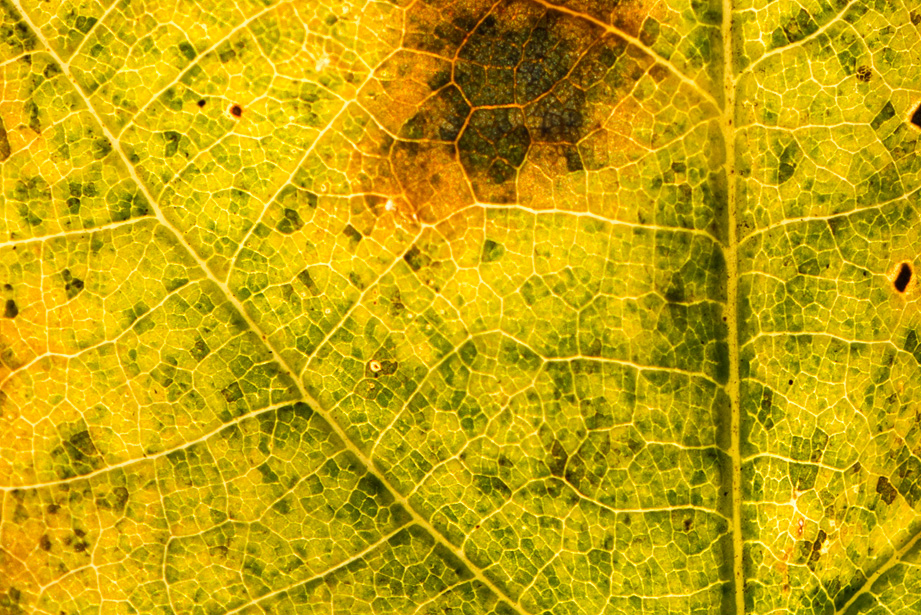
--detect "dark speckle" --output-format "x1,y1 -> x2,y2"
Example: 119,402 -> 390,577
4,299 -> 17,319
197,99 -> 206,108
894,262 -> 912,293
230,104 -> 243,118
855,65 -> 872,82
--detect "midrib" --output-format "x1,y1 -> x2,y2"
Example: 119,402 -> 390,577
721,0 -> 745,612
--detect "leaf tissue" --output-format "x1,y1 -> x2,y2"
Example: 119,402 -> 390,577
0,0 -> 920,613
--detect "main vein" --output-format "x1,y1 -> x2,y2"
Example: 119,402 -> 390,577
8,4 -> 527,613
720,0 -> 745,612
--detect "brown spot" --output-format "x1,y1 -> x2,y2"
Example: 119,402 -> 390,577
877,475 -> 898,504
855,65 -> 872,82
230,104 -> 242,118
893,262 -> 912,293
358,0 -> 661,220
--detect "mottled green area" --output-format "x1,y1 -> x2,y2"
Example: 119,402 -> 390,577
0,0 -> 920,614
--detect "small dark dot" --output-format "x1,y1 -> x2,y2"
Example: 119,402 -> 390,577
788,379 -> 793,385
197,99 -> 206,108
3,299 -> 17,319
912,103 -> 921,129
230,104 -> 242,118
894,262 -> 912,292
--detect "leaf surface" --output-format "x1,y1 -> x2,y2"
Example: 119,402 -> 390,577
1,0 -> 920,613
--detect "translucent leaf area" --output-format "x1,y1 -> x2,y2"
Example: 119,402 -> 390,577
1,0 -> 921,613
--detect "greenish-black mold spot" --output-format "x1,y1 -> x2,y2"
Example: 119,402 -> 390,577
178,41 -> 196,61
871,101 -> 896,131
0,116 -> 10,161
276,208 -> 304,234
481,239 -> 504,263
256,462 -> 280,484
473,474 -> 512,499
342,224 -> 362,245
776,141 -> 801,184
93,137 -> 112,160
403,245 -> 432,272
163,131 -> 181,158
790,461 -> 818,491
25,100 -> 40,134
220,382 -> 244,403
296,269 -> 320,295
61,269 -> 85,300
74,15 -> 97,34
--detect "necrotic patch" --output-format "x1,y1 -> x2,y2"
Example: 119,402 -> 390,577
362,0 -> 655,211
894,262 -> 912,292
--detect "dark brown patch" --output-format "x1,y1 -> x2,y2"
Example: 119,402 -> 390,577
360,0 -> 656,217
230,104 -> 242,118
894,262 -> 912,293
877,476 -> 898,504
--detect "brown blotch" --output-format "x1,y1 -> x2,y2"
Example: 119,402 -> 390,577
230,104 -> 243,118
877,476 -> 898,504
359,0 -> 657,219
912,103 -> 921,130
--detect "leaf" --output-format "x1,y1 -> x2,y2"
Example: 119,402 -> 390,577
0,0 -> 919,613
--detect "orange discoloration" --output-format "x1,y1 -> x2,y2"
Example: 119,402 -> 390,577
392,141 -> 475,222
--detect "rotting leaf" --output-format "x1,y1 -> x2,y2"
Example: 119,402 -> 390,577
1,0 -> 920,614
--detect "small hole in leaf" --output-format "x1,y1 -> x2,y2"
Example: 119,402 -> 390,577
912,103 -> 921,129
894,262 -> 912,292
230,104 -> 242,118
197,99 -> 206,108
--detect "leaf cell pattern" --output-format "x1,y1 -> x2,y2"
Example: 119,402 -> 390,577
0,0 -> 920,613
